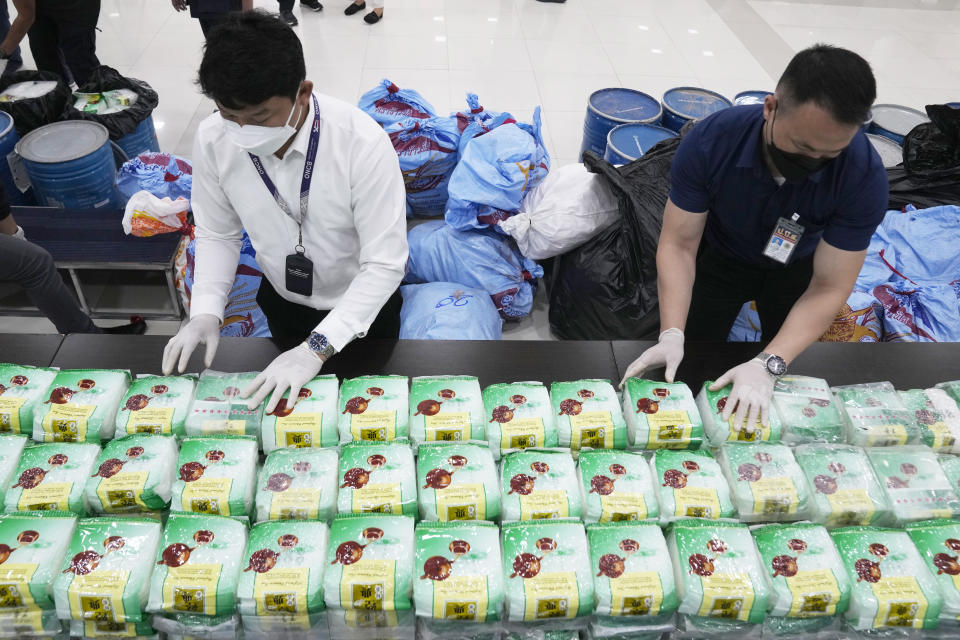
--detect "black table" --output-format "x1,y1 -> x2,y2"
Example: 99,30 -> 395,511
0,333 -> 64,367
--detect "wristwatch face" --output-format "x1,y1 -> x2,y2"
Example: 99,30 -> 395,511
766,355 -> 787,376
308,332 -> 328,353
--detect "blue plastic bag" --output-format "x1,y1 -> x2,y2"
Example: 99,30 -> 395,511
358,78 -> 436,127
453,92 -> 515,159
385,116 -> 460,217
445,107 -> 550,233
116,152 -> 193,206
399,282 -> 502,340
405,220 -> 544,320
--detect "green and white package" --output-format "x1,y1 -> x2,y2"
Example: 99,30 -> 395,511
651,449 -> 735,524
588,521 -> 677,621
53,517 -> 162,626
337,441 -> 416,517
33,369 -> 131,444
501,519 -> 594,622
578,450 -> 657,524
417,442 -> 499,522
751,522 -> 850,620
905,519 -> 960,623
936,380 -> 960,406
500,449 -> 581,522
718,442 -> 811,523
0,435 -> 27,500
146,512 -> 247,617
326,608 -> 414,639
0,609 -> 63,638
324,513 -> 415,611
483,382 -> 558,460
5,443 -> 100,514
867,445 -> 960,524
939,453 -> 960,493
338,375 -> 409,443
772,375 -> 844,445
900,388 -> 960,453
831,526 -> 942,630
667,519 -> 769,624
697,381 -> 783,446
170,436 -> 258,518
621,379 -> 702,450
255,447 -> 338,522
409,376 -> 485,446
413,521 -> 503,622
0,511 -> 77,610
550,379 -> 626,452
832,382 -> 920,447
151,610 -> 239,637
794,443 -> 891,528
261,374 -> 339,452
236,520 -> 328,617
184,370 -> 264,440
84,434 -> 178,514
0,364 -> 58,436
67,618 -> 156,639
115,375 -> 196,438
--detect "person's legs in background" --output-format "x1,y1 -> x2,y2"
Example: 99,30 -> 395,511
684,245 -> 764,341
278,0 -> 298,25
26,12 -> 61,78
198,16 -> 226,38
345,0 -> 383,23
53,19 -> 100,86
0,1 -> 23,77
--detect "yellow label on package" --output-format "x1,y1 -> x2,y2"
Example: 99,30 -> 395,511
180,477 -> 232,516
673,486 -> 720,519
865,424 -> 908,447
42,403 -> 95,442
425,412 -> 470,442
84,620 -> 140,637
826,489 -> 875,527
340,558 -> 395,611
352,483 -> 402,514
0,397 -> 25,433
500,418 -> 544,451
127,407 -> 173,435
18,481 -> 71,512
436,484 -> 485,521
351,411 -> 396,441
96,471 -> 148,513
0,563 -> 38,609
276,413 -> 322,448
569,411 -> 613,450
927,422 -> 956,451
163,563 -> 221,615
610,571 -> 663,616
201,419 -> 246,436
646,411 -> 693,449
255,567 -> 308,616
269,487 -> 320,520
68,569 -> 129,621
750,476 -> 799,516
520,490 -> 568,520
343,609 -> 398,627
432,574 -> 488,621
728,419 -> 771,442
600,492 -> 646,522
871,575 -> 928,628
698,571 -> 755,621
522,571 -> 578,621
785,568 -> 841,617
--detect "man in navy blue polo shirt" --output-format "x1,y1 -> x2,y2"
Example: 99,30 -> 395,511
622,44 -> 887,433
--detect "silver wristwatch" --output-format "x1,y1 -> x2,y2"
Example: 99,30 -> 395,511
306,331 -> 337,361
755,351 -> 787,377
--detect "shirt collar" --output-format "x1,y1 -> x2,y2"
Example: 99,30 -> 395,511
736,108 -> 825,184
282,93 -> 318,160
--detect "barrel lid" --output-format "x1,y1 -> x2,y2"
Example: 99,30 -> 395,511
662,87 -> 732,119
866,133 -> 902,168
607,123 -> 677,159
588,88 -> 662,123
0,111 -> 12,138
734,90 -> 772,106
870,104 -> 929,136
947,102 -> 960,109
16,121 -> 109,163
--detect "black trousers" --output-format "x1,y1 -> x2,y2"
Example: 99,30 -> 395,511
29,1 -> 101,86
684,244 -> 815,342
256,276 -> 403,348
278,0 -> 295,11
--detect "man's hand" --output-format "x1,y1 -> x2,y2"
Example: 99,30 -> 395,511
619,328 -> 684,387
162,314 -> 221,375
709,359 -> 775,433
171,0 -> 189,11
240,343 -> 322,413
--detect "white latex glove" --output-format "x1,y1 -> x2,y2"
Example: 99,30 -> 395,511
709,359 -> 775,433
619,328 -> 684,388
161,314 -> 221,375
240,343 -> 322,413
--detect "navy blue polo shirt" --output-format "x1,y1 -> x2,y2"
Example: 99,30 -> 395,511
669,105 -> 888,266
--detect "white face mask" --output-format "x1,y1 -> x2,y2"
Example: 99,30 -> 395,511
223,99 -> 302,156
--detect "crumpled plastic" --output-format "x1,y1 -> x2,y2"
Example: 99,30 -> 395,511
122,190 -> 190,237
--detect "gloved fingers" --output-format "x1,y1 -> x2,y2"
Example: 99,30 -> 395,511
288,381 -> 304,409
744,393 -> 761,435
203,333 -> 220,369
176,333 -> 199,374
723,385 -> 744,424
709,369 -> 734,393
760,400 -> 771,429
265,378 -> 291,414
619,355 -> 650,389
240,372 -> 268,401
161,337 -> 179,376
664,352 -> 682,384
248,376 -> 278,410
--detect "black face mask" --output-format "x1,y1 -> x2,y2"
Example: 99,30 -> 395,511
765,107 -> 833,182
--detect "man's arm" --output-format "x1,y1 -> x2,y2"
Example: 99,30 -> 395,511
1,0 -> 34,58
657,198 -> 707,332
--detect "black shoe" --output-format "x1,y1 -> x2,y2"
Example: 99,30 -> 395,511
363,9 -> 381,23
280,10 -> 299,25
301,0 -> 323,11
345,1 -> 365,15
536,0 -> 567,2
101,315 -> 147,335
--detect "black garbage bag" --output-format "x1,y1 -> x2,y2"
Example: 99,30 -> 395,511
0,70 -> 71,136
65,65 -> 159,140
888,104 -> 960,210
548,137 -> 681,340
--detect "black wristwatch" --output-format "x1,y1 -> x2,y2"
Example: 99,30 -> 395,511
755,351 -> 787,377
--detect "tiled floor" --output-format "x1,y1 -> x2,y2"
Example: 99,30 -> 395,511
2,0 -> 959,338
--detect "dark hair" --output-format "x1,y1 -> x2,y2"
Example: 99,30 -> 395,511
776,44 -> 876,126
197,10 -> 306,110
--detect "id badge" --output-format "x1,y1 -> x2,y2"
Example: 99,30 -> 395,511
285,251 -> 314,296
762,215 -> 805,264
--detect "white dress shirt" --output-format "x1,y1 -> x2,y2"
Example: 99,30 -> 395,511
190,92 -> 408,351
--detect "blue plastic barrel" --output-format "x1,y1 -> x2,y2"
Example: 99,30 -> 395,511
16,121 -> 120,209
603,123 -> 677,164
117,115 -> 160,159
734,90 -> 771,106
866,133 -> 902,168
868,104 -> 929,145
580,88 -> 662,160
0,111 -> 33,205
948,102 -> 960,109
661,87 -> 732,132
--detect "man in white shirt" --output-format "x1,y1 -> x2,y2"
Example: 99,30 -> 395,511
162,10 -> 407,413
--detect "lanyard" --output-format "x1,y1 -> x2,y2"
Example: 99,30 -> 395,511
248,93 -> 321,253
